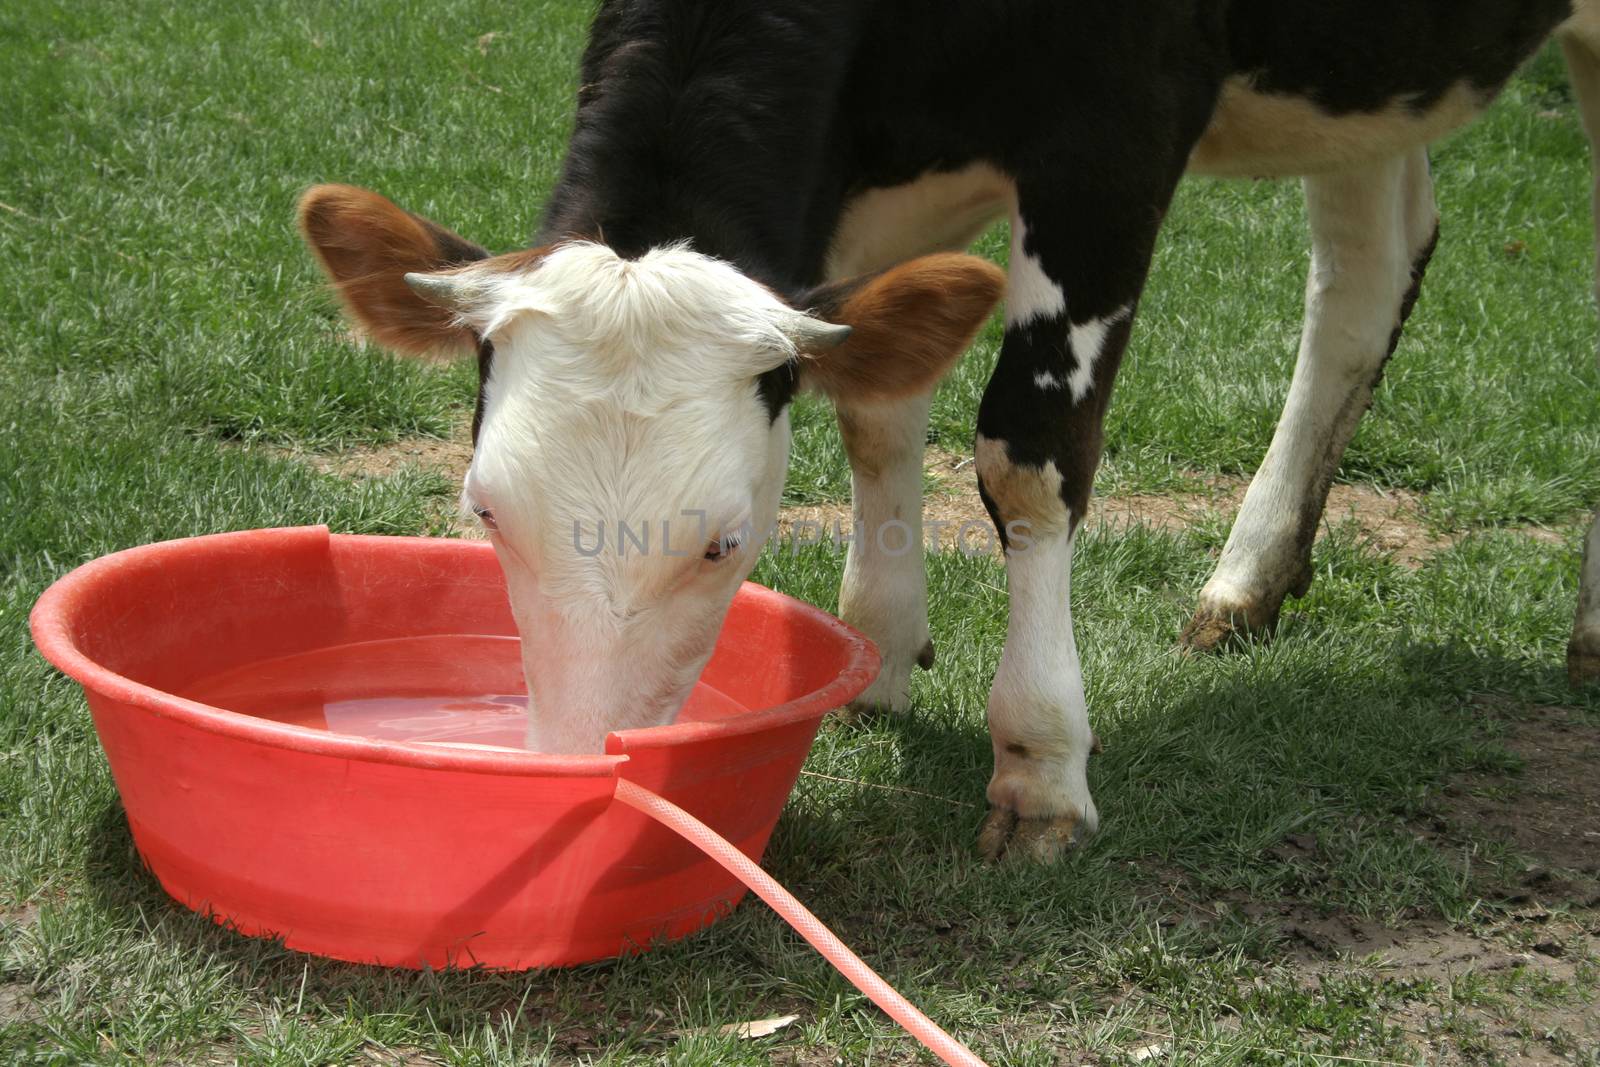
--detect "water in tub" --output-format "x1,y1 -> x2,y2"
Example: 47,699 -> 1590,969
182,634 -> 747,751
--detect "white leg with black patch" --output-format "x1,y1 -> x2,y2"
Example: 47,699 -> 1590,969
980,525 -> 1099,860
1185,148 -> 1438,648
835,392 -> 936,712
976,144 -> 1182,859
972,432 -> 1100,861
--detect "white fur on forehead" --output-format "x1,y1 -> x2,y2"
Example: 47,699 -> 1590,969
474,241 -> 798,369
467,241 -> 797,607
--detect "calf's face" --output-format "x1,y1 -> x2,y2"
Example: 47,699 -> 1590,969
298,185 -> 1002,752
428,242 -> 828,753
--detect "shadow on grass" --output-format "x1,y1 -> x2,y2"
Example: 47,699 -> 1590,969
762,635 -> 1596,944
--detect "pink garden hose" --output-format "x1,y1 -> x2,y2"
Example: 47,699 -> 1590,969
613,779 -> 989,1067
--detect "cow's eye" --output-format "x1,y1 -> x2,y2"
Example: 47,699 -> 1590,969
703,534 -> 741,562
474,506 -> 498,531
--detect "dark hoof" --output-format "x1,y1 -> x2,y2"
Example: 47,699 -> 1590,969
835,700 -> 899,726
1177,599 -> 1283,654
916,639 -> 936,671
1177,612 -> 1240,654
1569,633 -> 1600,689
977,807 -> 1094,864
1288,560 -> 1315,600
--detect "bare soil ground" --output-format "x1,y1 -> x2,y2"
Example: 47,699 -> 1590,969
272,427 -> 481,536
290,427 -> 475,483
1246,700 -> 1600,1065
0,902 -> 41,1028
1020,699 -> 1600,1066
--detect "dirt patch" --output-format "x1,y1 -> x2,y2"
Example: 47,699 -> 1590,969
289,424 -> 475,481
0,981 -> 42,1027
288,430 -> 1568,566
1433,698 -> 1600,893
270,423 -> 479,536
1,902 -> 45,1027
352,1045 -> 447,1066
1102,478 -> 1469,564
780,446 -> 1566,565
1220,702 -> 1600,1064
1324,912 -> 1600,1067
1385,921 -> 1598,1067
1,901 -> 41,929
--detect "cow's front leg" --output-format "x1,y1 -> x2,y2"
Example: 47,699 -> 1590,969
975,182 -> 1171,862
836,391 -> 936,712
975,464 -> 1100,862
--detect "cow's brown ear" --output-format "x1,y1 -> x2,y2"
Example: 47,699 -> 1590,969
297,184 -> 490,357
795,253 -> 1005,400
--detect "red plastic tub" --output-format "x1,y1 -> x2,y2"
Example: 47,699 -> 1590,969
30,526 -> 878,970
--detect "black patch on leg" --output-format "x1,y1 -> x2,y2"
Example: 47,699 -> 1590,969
977,475 -> 1009,552
977,309 -> 1133,531
1286,222 -> 1443,578
1379,223 -> 1441,376
974,161 -> 1179,555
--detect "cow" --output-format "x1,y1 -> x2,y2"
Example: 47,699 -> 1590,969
298,0 -> 1600,863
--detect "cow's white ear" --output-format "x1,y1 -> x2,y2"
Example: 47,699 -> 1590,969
403,271 -> 490,315
775,311 -> 853,355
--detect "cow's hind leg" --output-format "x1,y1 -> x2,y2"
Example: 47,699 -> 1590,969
1182,148 -> 1439,650
1571,513 -> 1600,686
1562,27 -> 1600,688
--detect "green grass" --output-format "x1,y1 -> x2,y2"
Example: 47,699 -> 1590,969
4,1 -> 1600,1064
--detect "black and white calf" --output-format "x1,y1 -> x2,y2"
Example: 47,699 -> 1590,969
299,0 -> 1600,862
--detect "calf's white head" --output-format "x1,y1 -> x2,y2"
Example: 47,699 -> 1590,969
298,185 -> 1003,752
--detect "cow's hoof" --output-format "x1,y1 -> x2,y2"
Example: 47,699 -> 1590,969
838,636 -> 930,719
841,670 -> 913,720
1177,611 -> 1242,653
977,806 -> 1095,864
835,700 -> 896,725
1179,607 -> 1282,653
1178,597 -> 1283,653
1180,563 -> 1312,653
839,642 -> 932,717
840,673 -> 912,720
1569,631 -> 1600,688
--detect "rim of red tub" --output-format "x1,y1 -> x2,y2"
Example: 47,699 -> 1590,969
29,525 -> 880,780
